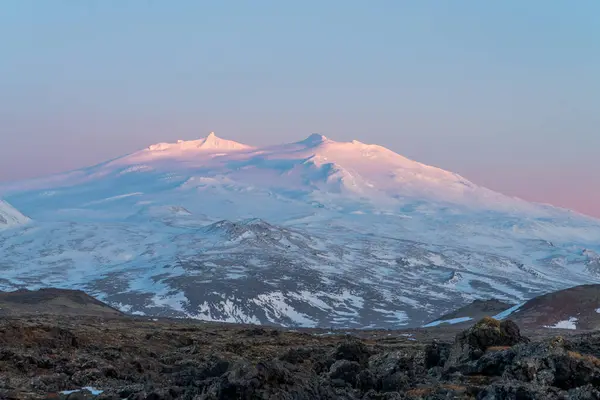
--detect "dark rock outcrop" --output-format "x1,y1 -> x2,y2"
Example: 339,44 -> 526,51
445,317 -> 529,371
1,315 -> 600,399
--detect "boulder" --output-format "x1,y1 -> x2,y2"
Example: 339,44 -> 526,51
328,360 -> 362,387
445,318 -> 529,371
333,338 -> 371,365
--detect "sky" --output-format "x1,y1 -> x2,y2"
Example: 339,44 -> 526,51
1,1 -> 599,216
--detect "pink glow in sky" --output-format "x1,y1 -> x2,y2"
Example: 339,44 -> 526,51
1,1 -> 598,217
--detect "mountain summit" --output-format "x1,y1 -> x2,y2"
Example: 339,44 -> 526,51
146,132 -> 253,153
297,133 -> 330,146
95,132 -> 527,211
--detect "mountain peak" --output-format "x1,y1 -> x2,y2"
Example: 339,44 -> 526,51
147,132 -> 252,153
298,133 -> 329,146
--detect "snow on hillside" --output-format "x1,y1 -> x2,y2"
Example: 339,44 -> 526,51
0,133 -> 599,327
0,199 -> 30,229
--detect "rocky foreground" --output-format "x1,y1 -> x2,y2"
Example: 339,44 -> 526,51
0,314 -> 599,400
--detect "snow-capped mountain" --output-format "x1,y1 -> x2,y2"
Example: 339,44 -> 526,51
0,199 -> 30,229
1,133 -> 599,328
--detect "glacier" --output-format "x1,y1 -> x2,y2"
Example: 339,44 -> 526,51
1,132 -> 599,328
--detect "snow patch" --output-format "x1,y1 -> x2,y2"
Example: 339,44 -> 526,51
422,316 -> 473,328
254,291 -> 316,327
151,292 -> 188,313
61,387 -> 104,396
544,317 -> 578,330
493,303 -> 525,320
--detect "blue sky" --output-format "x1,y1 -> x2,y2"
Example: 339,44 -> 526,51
1,1 -> 599,215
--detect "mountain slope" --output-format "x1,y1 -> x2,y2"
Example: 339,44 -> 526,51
0,133 -> 599,327
507,284 -> 600,330
0,199 -> 30,229
0,288 -> 122,317
423,284 -> 600,331
422,299 -> 512,328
